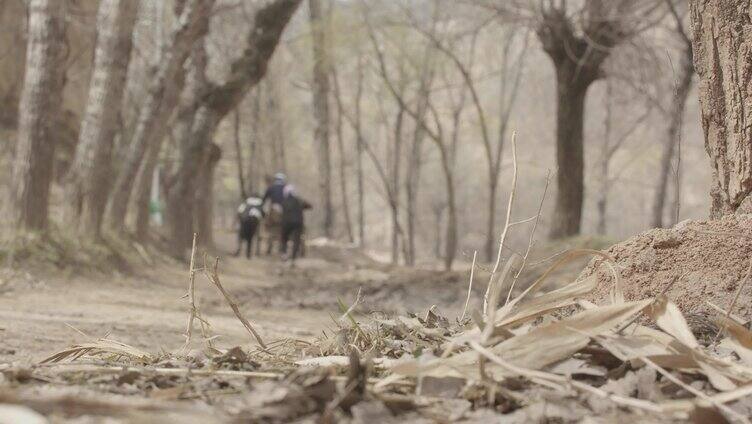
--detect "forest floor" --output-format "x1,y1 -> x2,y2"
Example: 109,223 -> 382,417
1,227 -> 752,422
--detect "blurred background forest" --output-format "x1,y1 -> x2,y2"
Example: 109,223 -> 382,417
0,0 -> 708,269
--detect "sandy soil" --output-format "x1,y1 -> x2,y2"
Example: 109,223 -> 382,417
0,234 -> 336,366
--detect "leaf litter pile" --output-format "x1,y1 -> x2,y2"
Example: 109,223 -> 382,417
3,152 -> 752,422
2,242 -> 752,423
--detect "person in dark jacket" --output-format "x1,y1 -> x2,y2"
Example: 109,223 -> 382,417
235,195 -> 264,259
262,173 -> 288,209
280,185 -> 311,264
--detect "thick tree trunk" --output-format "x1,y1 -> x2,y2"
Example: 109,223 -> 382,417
549,71 -> 590,239
309,0 -> 334,237
166,0 -> 301,257
195,143 -> 221,248
651,45 -> 693,228
691,0 -> 752,217
66,0 -> 138,238
9,0 -> 65,232
107,0 -> 213,232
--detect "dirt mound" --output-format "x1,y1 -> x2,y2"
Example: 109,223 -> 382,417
581,214 -> 752,321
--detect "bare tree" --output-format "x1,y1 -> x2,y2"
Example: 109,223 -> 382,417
65,0 -> 138,239
309,0 -> 334,237
107,0 -> 215,232
690,0 -> 752,217
651,0 -> 693,228
331,67 -> 355,243
595,82 -> 651,234
166,0 -> 302,257
9,0 -> 66,231
367,20 -> 459,270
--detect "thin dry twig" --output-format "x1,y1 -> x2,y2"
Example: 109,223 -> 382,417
205,257 -> 267,349
460,251 -> 477,321
181,234 -> 200,352
504,170 -> 550,306
484,131 -> 518,315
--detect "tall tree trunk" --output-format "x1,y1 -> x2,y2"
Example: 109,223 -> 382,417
232,109 -> 247,199
195,143 -> 221,248
596,82 -> 613,235
166,0 -> 302,257
10,0 -> 65,232
691,0 -> 752,217
651,44 -> 694,228
66,0 -> 138,239
331,68 -> 354,243
390,107 -> 404,264
309,0 -> 333,237
107,0 -> 213,232
548,70 -> 591,239
355,56 -> 366,247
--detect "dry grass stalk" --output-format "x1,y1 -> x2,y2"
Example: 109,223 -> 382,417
40,339 -> 153,364
504,170 -> 550,306
460,251 -> 477,321
205,257 -> 267,349
640,356 -> 750,424
484,132 -> 517,315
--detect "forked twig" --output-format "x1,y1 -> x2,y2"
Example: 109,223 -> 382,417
205,257 -> 267,349
504,170 -> 550,306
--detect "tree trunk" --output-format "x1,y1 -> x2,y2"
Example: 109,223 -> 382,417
309,0 -> 333,237
548,70 -> 591,239
9,0 -> 65,232
65,0 -> 137,238
651,44 -> 694,228
195,143 -> 221,248
107,0 -> 213,232
596,82 -> 613,235
690,0 -> 752,217
232,109 -> 247,199
133,134 -> 166,241
331,68 -> 354,243
355,57 -> 366,247
166,0 -> 302,257
390,107 -> 404,264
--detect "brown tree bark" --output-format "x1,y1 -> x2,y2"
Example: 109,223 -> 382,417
9,0 -> 66,232
107,0 -> 214,233
166,0 -> 302,257
65,0 -> 138,239
309,0 -> 334,237
537,6 -> 620,239
690,0 -> 752,217
232,109 -> 247,200
195,143 -> 221,248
